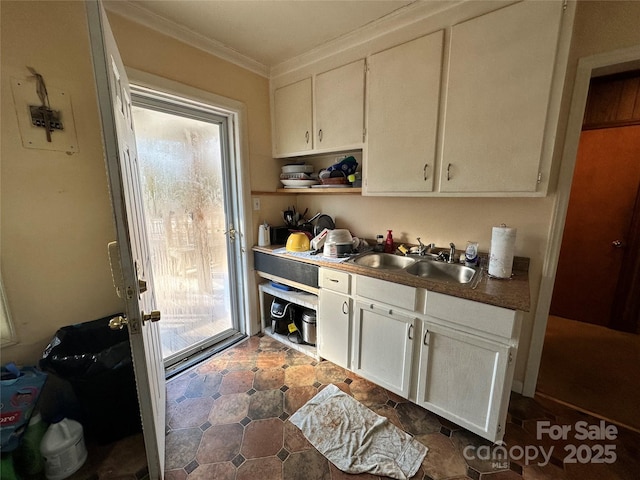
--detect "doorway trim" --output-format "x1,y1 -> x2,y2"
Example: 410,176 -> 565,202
125,68 -> 259,338
523,44 -> 640,396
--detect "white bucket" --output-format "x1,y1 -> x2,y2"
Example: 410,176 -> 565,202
40,418 -> 88,480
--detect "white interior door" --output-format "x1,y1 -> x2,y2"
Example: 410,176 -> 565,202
86,2 -> 165,478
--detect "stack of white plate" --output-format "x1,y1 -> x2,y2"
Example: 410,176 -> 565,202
280,164 -> 318,188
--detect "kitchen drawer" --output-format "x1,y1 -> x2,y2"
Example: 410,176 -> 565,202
355,275 -> 416,312
426,291 -> 518,341
319,268 -> 351,294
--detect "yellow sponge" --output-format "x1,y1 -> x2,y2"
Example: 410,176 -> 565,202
398,244 -> 408,255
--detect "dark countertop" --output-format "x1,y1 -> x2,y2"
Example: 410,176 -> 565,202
253,246 -> 531,312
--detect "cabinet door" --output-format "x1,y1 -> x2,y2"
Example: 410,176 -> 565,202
440,1 -> 563,193
416,321 -> 512,442
317,289 -> 351,369
366,31 -> 444,194
315,59 -> 365,151
352,301 -> 416,397
274,78 -> 313,156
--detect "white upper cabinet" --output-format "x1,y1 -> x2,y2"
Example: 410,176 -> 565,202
315,59 -> 365,151
440,0 -> 564,193
365,31 -> 444,195
274,78 -> 313,156
270,0 -> 572,195
273,60 -> 365,157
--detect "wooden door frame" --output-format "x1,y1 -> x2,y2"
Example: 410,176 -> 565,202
523,44 -> 640,397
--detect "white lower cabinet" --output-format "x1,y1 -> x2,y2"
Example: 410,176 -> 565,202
317,289 -> 351,370
352,301 -> 416,398
415,321 -> 513,442
316,268 -> 520,443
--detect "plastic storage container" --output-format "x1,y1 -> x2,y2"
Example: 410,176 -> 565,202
41,418 -> 87,480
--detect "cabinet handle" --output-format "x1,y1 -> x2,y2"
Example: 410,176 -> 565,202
329,278 -> 339,283
305,131 -> 310,144
342,301 -> 348,315
447,163 -> 452,181
423,330 -> 429,345
370,304 -> 374,309
423,163 -> 429,181
408,324 -> 414,340
318,129 -> 323,142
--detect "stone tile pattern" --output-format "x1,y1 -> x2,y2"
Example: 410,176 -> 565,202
165,335 -> 640,480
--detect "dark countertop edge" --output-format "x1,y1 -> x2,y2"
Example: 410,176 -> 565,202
253,246 -> 531,312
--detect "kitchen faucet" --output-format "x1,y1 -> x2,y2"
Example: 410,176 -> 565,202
436,242 -> 456,263
416,237 -> 435,256
416,237 -> 426,255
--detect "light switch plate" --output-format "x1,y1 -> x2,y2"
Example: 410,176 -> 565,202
11,76 -> 78,153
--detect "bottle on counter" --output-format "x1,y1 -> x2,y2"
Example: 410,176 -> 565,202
384,230 -> 394,253
374,234 -> 384,252
465,241 -> 479,266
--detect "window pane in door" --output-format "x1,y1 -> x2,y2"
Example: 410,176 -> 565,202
132,106 -> 233,360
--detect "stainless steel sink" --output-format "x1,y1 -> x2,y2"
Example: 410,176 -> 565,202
351,252 -> 416,269
405,260 -> 477,284
349,251 -> 479,285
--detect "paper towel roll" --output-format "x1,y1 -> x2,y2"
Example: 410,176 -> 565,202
488,225 -> 516,278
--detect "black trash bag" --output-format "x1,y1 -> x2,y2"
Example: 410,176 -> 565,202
40,314 -> 142,444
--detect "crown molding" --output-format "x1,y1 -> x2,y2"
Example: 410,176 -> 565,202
104,0 -> 473,80
270,0 -> 464,78
103,1 -> 270,78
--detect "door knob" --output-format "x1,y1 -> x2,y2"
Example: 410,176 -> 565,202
142,310 -> 161,324
612,240 -> 625,248
109,315 -> 128,330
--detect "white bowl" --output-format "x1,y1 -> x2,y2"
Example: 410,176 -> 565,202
282,164 -> 314,174
326,229 -> 352,244
280,179 -> 319,187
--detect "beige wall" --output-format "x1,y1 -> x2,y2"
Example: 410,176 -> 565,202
571,0 -> 640,57
1,1 -> 121,364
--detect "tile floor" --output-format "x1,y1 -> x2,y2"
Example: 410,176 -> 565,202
162,334 -> 640,480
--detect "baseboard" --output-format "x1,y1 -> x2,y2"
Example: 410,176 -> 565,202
511,379 -> 524,395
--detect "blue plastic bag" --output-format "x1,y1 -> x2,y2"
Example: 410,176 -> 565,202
0,363 -> 47,452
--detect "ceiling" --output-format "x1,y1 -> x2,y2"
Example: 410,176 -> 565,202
104,0 -> 428,76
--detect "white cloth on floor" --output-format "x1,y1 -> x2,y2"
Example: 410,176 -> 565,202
289,384 -> 427,480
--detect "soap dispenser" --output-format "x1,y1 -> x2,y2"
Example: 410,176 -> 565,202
384,230 -> 394,253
